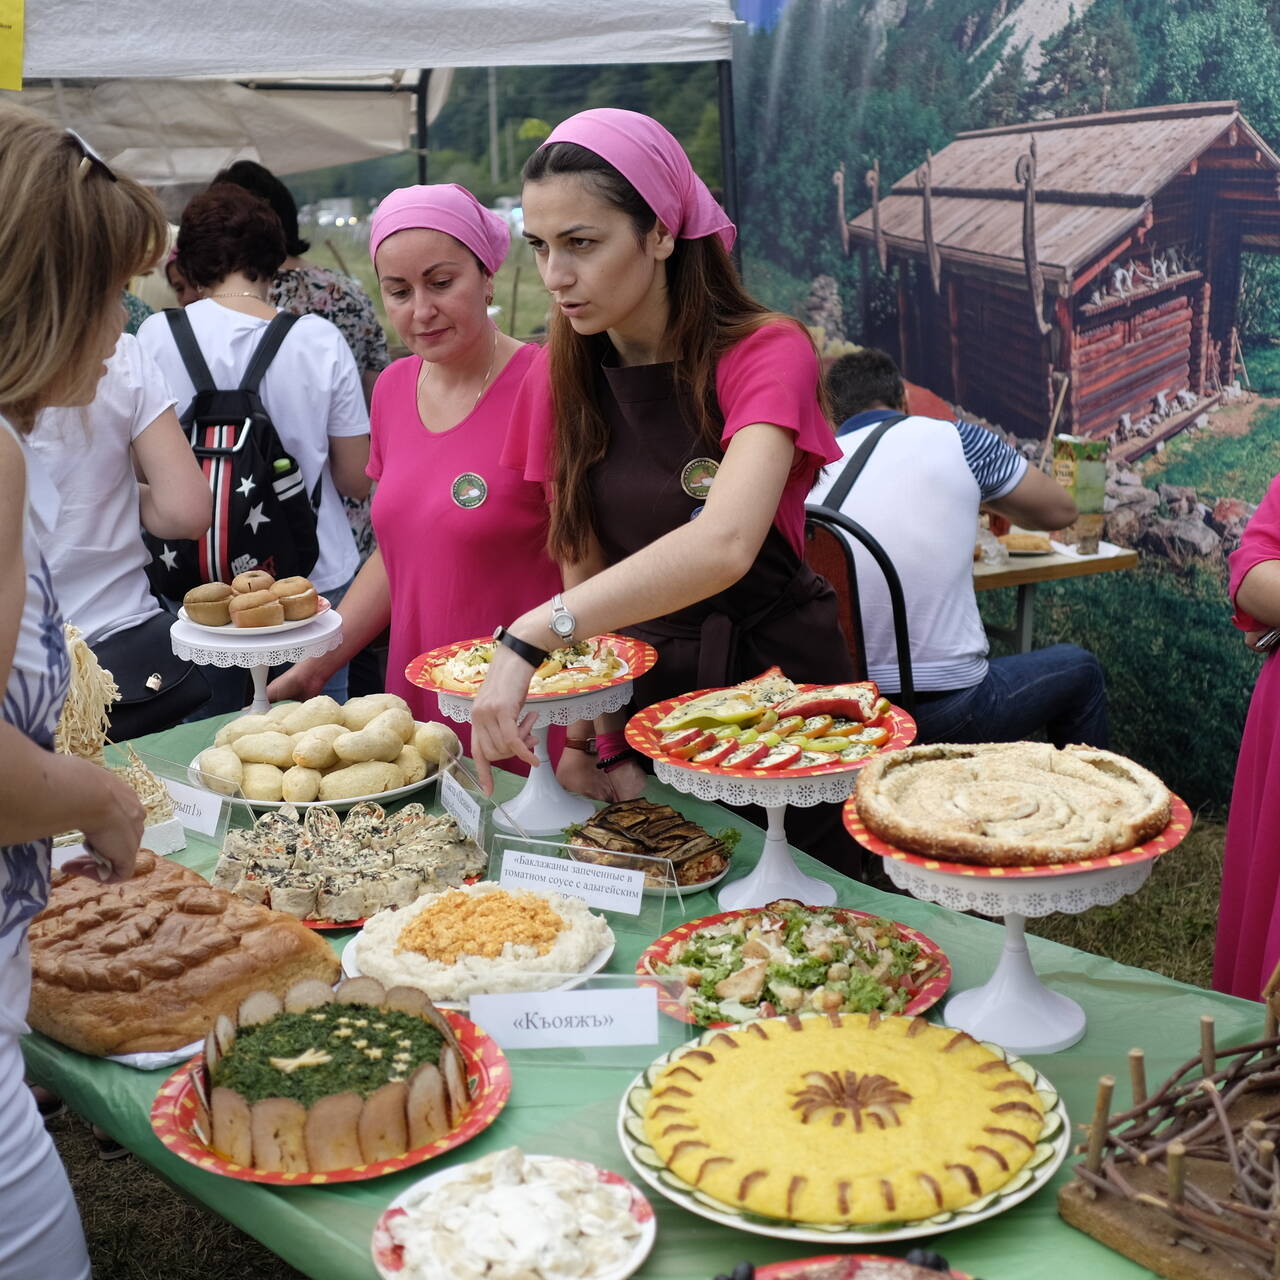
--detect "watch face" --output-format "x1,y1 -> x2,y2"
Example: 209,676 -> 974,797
551,614 -> 575,638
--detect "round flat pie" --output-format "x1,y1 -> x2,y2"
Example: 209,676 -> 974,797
854,742 -> 1171,866
642,1012 -> 1045,1224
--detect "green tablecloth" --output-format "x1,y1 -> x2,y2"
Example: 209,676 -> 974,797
23,714 -> 1259,1280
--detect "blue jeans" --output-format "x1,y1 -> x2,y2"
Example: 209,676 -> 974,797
909,644 -> 1109,749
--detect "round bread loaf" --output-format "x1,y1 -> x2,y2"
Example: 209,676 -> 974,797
183,582 -> 233,626
229,590 -> 284,628
270,576 -> 318,621
232,570 -> 275,594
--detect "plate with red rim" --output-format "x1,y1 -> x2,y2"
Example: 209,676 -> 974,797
149,1008 -> 510,1185
844,793 -> 1192,878
636,906 -> 951,1028
626,686 -> 916,781
177,595 -> 332,637
405,634 -> 658,700
754,1256 -> 972,1279
370,1153 -> 656,1280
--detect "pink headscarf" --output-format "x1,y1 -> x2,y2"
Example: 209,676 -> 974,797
539,108 -> 735,251
368,184 -> 510,274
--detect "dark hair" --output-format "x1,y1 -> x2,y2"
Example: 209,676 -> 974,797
214,159 -> 309,257
176,184 -> 287,288
826,348 -> 906,423
522,141 -> 830,563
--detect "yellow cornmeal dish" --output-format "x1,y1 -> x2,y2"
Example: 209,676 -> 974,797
642,1011 -> 1045,1224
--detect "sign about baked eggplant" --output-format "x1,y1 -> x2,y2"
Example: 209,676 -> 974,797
469,986 -> 658,1049
499,848 -> 645,914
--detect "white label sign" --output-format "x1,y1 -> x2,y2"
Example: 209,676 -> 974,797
499,849 -> 644,915
469,986 -> 658,1050
440,770 -> 482,841
164,779 -> 226,838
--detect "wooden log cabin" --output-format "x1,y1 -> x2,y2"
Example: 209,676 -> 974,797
841,102 -> 1280,455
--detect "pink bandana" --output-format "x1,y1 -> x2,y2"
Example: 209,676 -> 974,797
369,184 -> 510,274
540,108 -> 735,251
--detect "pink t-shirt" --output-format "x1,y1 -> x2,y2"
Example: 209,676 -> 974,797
369,344 -> 562,737
502,321 -> 839,558
1230,473 -> 1280,631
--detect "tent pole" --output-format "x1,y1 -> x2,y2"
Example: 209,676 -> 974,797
716,58 -> 740,267
416,68 -> 431,185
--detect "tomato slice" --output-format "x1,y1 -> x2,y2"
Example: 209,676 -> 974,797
660,727 -> 703,750
802,714 -> 835,737
692,738 -> 739,766
850,725 -> 891,747
756,743 -> 803,769
723,740 -> 770,768
668,730 -> 717,759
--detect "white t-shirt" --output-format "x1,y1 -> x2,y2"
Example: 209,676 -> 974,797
30,335 -> 176,644
809,412 -> 1026,693
136,300 -> 369,593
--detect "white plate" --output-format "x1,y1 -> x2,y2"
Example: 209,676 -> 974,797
186,753 -> 440,811
178,595 -> 331,637
106,1040 -> 201,1071
642,861 -> 732,898
1005,547 -> 1055,558
342,933 -> 616,1011
617,1021 -> 1069,1244
371,1153 -> 655,1280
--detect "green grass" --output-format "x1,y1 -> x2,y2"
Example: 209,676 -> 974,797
1156,400 -> 1280,500
1244,340 -> 1280,396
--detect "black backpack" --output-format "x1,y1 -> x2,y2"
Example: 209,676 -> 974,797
144,307 -> 321,598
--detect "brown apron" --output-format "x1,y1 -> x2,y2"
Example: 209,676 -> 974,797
590,359 -> 864,876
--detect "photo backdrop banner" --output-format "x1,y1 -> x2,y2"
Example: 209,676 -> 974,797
731,0 -> 1280,811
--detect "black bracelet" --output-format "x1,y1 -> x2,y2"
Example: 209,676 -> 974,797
493,625 -> 548,669
597,748 -> 640,773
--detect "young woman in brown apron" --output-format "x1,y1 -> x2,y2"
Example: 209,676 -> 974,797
471,109 -> 861,872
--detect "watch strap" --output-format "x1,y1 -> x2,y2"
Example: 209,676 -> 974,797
493,626 -> 548,669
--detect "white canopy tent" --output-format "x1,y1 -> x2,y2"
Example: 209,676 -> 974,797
13,1 -> 739,189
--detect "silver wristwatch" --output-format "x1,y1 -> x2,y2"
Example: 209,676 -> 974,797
548,592 -> 577,642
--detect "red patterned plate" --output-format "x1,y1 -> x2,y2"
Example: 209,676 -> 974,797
626,686 -> 916,781
149,1009 -> 510,1185
371,1154 -> 656,1279
844,794 -> 1192,878
636,906 -> 951,1028
405,634 -> 658,700
755,1257 -> 971,1279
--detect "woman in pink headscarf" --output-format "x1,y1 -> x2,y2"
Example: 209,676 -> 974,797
267,184 -> 569,766
471,110 -> 859,868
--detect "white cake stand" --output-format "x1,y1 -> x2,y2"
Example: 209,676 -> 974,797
436,680 -> 638,835
850,797 -> 1191,1055
651,761 -> 868,910
170,611 -> 343,713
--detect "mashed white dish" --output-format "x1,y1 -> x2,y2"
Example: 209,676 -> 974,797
356,881 -> 614,1003
386,1148 -> 644,1280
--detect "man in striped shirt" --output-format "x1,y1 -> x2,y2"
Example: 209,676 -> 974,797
811,348 -> 1107,747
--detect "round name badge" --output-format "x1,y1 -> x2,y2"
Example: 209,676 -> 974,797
680,457 -> 719,499
451,473 -> 488,509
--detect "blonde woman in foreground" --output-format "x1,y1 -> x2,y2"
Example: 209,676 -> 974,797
0,103 -> 166,1278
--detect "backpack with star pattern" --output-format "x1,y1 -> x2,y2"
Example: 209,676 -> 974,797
144,307 -> 321,599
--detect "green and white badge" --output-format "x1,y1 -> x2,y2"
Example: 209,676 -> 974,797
680,457 -> 719,499
451,473 -> 488,509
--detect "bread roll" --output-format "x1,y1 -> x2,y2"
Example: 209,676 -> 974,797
241,764 -> 285,802
215,713 -> 277,747
292,723 -> 347,770
341,694 -> 411,731
394,745 -> 427,786
412,721 -> 461,766
281,696 -> 343,736
229,590 -> 284,628
332,722 -> 403,765
232,570 -> 275,594
265,702 -> 298,726
183,582 -> 233,626
232,732 -> 296,768
318,762 -> 402,801
270,577 -> 318,622
196,746 -> 244,796
282,766 -> 323,803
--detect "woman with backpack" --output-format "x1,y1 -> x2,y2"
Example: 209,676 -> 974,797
0,101 -> 166,1278
137,183 -> 371,709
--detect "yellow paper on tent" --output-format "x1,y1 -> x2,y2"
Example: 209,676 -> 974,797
0,0 -> 23,91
